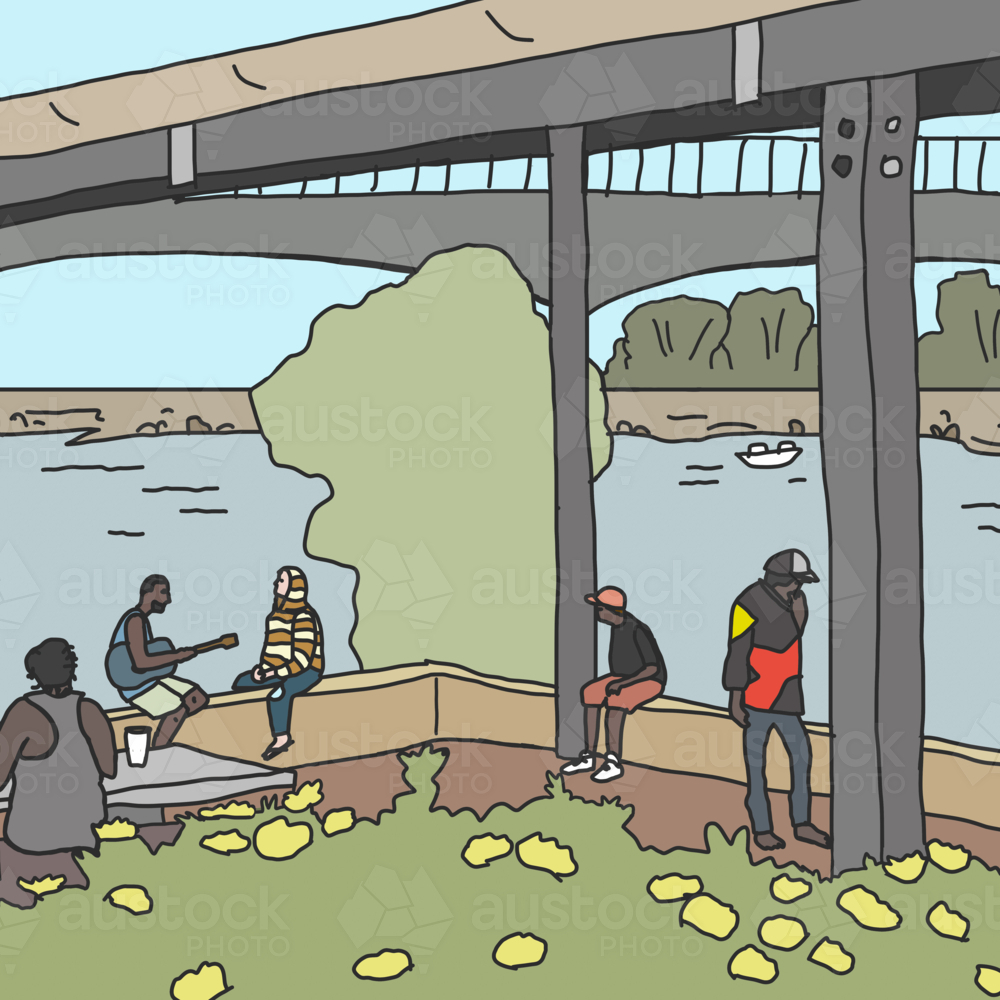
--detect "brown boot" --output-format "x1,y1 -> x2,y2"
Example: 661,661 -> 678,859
754,830 -> 786,851
183,686 -> 209,716
153,707 -> 189,747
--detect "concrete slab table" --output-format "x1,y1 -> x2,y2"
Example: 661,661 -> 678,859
0,744 -> 295,825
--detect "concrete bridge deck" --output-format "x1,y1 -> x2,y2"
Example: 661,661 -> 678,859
2,190 -> 997,306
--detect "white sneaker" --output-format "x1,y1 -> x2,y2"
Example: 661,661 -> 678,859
592,754 -> 624,782
560,751 -> 596,774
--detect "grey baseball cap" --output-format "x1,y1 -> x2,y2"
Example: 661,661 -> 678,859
764,548 -> 819,583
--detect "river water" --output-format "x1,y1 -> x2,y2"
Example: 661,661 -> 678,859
1,429 -> 997,749
596,433 -> 1000,748
0,431 -> 357,713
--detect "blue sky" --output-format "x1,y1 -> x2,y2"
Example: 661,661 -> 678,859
2,5 -> 998,385
0,254 -> 988,386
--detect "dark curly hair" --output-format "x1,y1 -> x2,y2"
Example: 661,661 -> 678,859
24,637 -> 77,691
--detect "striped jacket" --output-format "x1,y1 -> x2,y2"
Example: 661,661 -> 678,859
261,567 -> 324,678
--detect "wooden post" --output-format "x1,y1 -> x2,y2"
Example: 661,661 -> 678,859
548,125 -> 597,758
818,76 -> 925,875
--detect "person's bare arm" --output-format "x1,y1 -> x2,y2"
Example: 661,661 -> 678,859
606,663 -> 659,694
126,615 -> 195,671
791,591 -> 808,631
0,699 -> 54,787
80,699 -> 117,778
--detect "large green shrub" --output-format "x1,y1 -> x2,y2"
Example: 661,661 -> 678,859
604,295 -> 730,388
604,289 -> 817,389
253,247 -> 558,681
918,269 -> 1000,388
715,288 -> 818,389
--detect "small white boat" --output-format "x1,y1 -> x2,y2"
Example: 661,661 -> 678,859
735,440 -> 803,469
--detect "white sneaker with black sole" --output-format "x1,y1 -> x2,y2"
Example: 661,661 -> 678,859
592,753 -> 624,782
560,751 -> 596,775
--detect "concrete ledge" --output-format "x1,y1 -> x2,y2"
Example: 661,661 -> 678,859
107,662 -> 997,830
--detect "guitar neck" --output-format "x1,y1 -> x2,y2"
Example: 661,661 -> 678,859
192,634 -> 236,655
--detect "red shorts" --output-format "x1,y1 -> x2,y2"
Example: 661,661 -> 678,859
581,675 -> 664,713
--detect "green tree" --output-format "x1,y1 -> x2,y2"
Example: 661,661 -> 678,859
714,288 -> 818,388
254,247 -> 556,681
919,269 -> 1000,388
604,295 -> 730,389
589,359 -> 613,480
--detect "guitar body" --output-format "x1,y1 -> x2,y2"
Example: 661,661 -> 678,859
105,631 -> 239,693
106,638 -> 177,691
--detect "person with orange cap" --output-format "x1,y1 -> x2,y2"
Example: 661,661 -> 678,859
723,548 -> 830,852
560,586 -> 666,782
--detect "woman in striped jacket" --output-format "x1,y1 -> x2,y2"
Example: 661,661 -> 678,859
232,565 -> 324,760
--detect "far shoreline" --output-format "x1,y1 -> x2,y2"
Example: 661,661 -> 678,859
3,387 -> 999,456
607,388 -> 1000,455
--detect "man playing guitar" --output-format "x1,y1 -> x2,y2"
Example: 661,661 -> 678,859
107,574 -> 210,747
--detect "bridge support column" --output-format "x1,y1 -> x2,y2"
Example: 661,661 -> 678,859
548,125 -> 597,759
819,75 -> 924,875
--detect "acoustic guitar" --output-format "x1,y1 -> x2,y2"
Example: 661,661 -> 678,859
106,632 -> 239,691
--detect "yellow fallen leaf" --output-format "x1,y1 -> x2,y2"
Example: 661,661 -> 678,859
283,780 -> 323,812
17,876 -> 64,896
200,830 -> 251,855
884,852 -> 927,883
353,949 -> 413,981
728,945 -> 778,983
463,834 -> 513,868
927,901 -> 970,941
977,964 -> 1000,996
95,819 -> 136,840
199,802 -> 255,819
647,874 -> 703,902
170,961 -> 229,1000
493,933 -> 547,969
254,816 -> 313,860
680,894 -> 739,940
770,874 -> 811,902
928,839 -> 971,873
837,886 -> 901,930
516,833 -> 577,879
808,937 -> 855,975
322,808 -> 356,837
105,885 -> 153,914
759,915 -> 808,951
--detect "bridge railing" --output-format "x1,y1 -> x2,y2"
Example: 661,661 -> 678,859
189,135 -> 1000,200
916,136 -> 1000,192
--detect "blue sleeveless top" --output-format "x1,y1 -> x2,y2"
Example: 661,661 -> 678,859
110,609 -> 157,699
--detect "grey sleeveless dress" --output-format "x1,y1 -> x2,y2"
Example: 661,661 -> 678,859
5,692 -> 107,853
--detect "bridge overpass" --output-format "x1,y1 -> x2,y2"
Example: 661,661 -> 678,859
2,190 -> 998,308
4,0 -> 1000,226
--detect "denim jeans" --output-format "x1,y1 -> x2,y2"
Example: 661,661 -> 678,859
743,707 -> 812,833
232,667 -> 321,736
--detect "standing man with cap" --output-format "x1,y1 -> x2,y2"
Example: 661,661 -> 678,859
560,586 -> 667,782
723,549 -> 830,851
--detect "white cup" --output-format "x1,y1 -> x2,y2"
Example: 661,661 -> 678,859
125,726 -> 152,767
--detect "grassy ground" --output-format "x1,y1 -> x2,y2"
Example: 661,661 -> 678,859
3,746 -> 1000,998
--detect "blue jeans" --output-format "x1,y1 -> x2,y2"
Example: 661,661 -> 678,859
743,707 -> 813,833
232,667 -> 321,736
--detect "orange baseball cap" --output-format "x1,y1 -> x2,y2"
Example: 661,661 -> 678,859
585,586 -> 627,611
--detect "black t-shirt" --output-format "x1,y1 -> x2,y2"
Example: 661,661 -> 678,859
608,613 -> 667,684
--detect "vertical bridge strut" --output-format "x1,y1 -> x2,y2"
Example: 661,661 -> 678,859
819,75 -> 925,875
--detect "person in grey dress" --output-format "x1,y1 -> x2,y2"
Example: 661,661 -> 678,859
0,638 -> 116,855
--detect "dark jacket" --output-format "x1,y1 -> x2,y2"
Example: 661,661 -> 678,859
722,580 -> 806,715
609,612 -> 667,685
